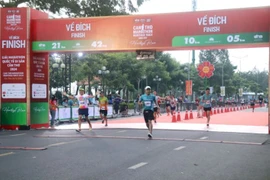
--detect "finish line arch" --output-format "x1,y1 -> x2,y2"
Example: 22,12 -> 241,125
0,6 -> 269,133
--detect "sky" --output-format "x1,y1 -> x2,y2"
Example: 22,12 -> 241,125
135,0 -> 270,72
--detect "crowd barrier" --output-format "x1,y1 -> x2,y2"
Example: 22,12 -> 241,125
54,105 -> 113,122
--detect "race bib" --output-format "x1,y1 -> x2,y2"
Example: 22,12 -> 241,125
101,106 -> 105,110
144,101 -> 151,106
206,100 -> 210,104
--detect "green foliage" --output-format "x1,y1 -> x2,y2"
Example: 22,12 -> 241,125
0,0 -> 148,17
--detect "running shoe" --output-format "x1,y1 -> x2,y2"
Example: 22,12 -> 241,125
148,133 -> 152,138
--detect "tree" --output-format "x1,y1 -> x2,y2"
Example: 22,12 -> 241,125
0,0 -> 148,17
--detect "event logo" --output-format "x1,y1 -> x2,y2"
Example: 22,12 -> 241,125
254,34 -> 264,42
130,39 -> 156,47
197,61 -> 215,78
33,106 -> 46,112
133,24 -> 154,39
5,14 -> 24,31
2,106 -> 26,113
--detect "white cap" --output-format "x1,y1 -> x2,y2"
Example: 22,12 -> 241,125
145,86 -> 151,90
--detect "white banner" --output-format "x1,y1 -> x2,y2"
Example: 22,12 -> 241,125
210,87 -> 214,94
220,86 -> 225,96
239,88 -> 243,97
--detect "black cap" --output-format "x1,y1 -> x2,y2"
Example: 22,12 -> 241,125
206,87 -> 210,90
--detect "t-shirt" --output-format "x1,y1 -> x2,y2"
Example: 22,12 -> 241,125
202,94 -> 212,108
114,97 -> 121,105
49,100 -> 57,111
170,99 -> 176,107
99,96 -> 108,110
154,96 -> 160,107
76,94 -> 89,109
140,94 -> 156,111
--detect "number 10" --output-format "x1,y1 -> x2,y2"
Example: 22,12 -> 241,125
184,37 -> 195,44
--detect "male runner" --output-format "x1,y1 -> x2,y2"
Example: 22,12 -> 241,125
153,91 -> 160,123
202,88 -> 213,127
64,87 -> 93,132
98,91 -> 108,126
139,86 -> 156,138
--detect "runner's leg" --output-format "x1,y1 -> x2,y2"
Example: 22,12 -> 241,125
77,114 -> 82,131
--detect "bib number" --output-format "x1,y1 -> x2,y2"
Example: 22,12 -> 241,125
206,100 -> 210,104
144,101 -> 151,106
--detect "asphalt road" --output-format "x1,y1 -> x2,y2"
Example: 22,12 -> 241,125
0,129 -> 269,180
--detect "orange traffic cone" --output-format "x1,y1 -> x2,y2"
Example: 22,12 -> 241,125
172,112 -> 177,123
210,109 -> 213,115
217,108 -> 220,114
203,111 -> 206,117
184,110 -> 189,120
213,108 -> 216,114
189,109 -> 193,119
221,107 -> 223,113
177,111 -> 181,121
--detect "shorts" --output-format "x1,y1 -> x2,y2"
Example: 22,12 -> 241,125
143,110 -> 154,123
166,104 -> 170,107
154,107 -> 158,112
204,107 -> 212,112
100,110 -> 108,117
171,106 -> 176,111
79,108 -> 89,116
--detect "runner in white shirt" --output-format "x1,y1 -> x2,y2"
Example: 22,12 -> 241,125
64,87 -> 93,132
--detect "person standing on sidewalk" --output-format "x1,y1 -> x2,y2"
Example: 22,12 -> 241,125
202,88 -> 213,127
139,86 -> 156,138
99,91 -> 109,126
49,95 -> 58,129
63,87 -> 93,132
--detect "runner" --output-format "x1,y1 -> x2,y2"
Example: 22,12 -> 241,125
139,86 -> 156,138
170,95 -> 177,115
63,87 -> 93,132
165,95 -> 171,116
198,92 -> 204,118
153,91 -> 161,123
98,91 -> 109,126
202,87 -> 213,127
250,97 -> 256,112
195,96 -> 200,118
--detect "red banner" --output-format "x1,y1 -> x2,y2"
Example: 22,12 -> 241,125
1,8 -> 28,102
186,80 -> 193,96
31,6 -> 270,51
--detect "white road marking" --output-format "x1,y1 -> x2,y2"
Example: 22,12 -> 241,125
128,162 -> 148,170
200,136 -> 208,140
0,152 -> 14,157
118,130 -> 127,133
10,133 -> 26,137
174,146 -> 186,151
45,140 -> 82,148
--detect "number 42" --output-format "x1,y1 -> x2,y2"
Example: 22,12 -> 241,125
91,41 -> 103,47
